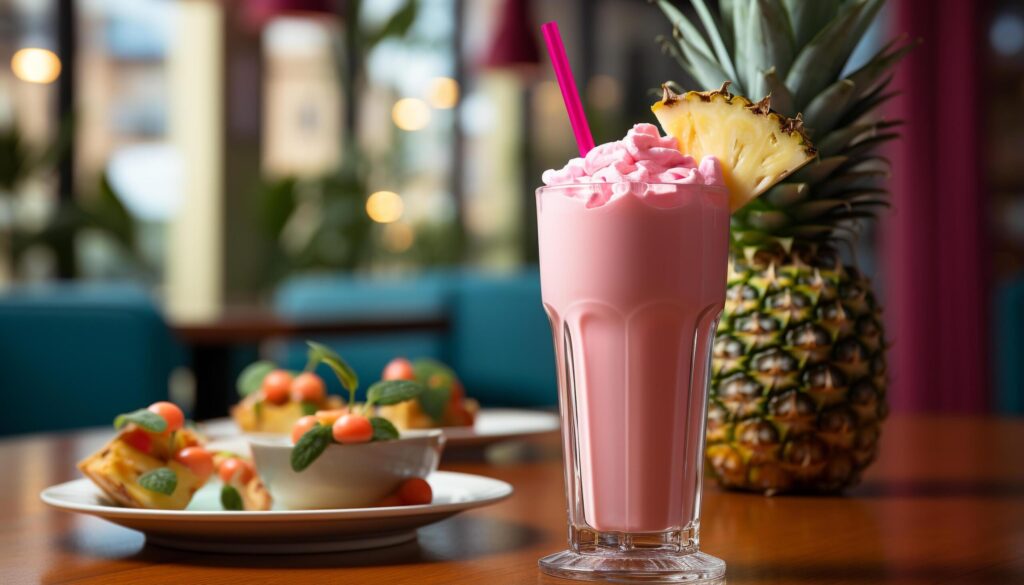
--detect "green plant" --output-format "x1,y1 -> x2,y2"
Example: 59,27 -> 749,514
256,0 -> 426,280
1,118 -> 142,280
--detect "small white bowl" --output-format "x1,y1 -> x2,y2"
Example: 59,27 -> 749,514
249,430 -> 445,510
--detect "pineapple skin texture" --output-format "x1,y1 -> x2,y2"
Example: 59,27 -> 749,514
706,248 -> 888,494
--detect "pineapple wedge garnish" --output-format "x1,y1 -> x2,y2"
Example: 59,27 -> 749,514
652,82 -> 817,212
78,428 -> 208,510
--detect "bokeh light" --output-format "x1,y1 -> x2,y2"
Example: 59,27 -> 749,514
366,191 -> 404,223
991,12 -> 1024,56
11,48 -> 61,84
427,77 -> 459,109
587,74 -> 623,111
391,98 -> 431,131
382,222 -> 415,252
534,80 -> 564,116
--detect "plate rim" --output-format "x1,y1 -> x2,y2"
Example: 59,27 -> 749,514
195,409 -> 557,446
41,471 -> 513,522
442,408 -> 560,444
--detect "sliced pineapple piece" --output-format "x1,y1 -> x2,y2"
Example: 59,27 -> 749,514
213,452 -> 273,511
241,476 -> 273,511
78,431 -> 207,510
231,394 -> 345,434
378,397 -> 479,430
378,400 -> 436,431
652,82 -> 817,212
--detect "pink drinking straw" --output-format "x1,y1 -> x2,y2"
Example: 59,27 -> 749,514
541,21 -> 595,157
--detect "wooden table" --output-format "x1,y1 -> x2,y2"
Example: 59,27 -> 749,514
3,415 -> 1024,584
170,308 -> 449,419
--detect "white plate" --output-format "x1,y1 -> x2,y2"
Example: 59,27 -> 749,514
41,471 -> 512,554
441,408 -> 560,446
200,408 -> 560,447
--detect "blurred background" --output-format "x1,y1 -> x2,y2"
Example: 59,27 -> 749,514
0,0 -> 1017,434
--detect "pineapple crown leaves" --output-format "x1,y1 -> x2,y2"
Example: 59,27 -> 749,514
652,0 -> 918,249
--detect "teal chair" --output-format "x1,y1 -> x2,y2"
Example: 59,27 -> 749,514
996,277 -> 1024,414
0,282 -> 184,435
448,270 -> 557,407
273,272 -> 453,399
272,269 -> 557,407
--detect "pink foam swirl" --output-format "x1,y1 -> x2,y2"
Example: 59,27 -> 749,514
542,123 -> 724,189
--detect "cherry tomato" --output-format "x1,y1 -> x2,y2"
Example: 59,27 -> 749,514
397,477 -> 432,505
332,414 -> 373,444
262,370 -> 294,405
291,372 -> 326,403
445,403 -> 474,427
121,427 -> 153,454
315,408 -> 347,426
291,415 -> 320,444
148,401 -> 184,434
175,447 -> 214,480
217,457 -> 255,484
382,358 -> 416,381
449,378 -> 465,404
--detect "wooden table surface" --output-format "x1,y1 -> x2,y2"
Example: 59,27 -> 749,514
3,415 -> 1024,584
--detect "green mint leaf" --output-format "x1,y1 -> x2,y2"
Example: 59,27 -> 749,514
369,417 -> 400,441
366,380 -> 424,407
138,467 -> 178,495
237,361 -> 277,397
307,341 -> 359,392
300,401 -> 318,416
113,409 -> 167,433
410,359 -> 457,422
418,386 -> 451,423
290,423 -> 332,472
221,485 -> 244,510
412,358 -> 456,385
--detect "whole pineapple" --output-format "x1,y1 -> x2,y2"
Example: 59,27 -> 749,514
652,0 -> 913,494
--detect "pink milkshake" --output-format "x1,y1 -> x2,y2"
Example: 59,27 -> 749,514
538,125 -> 729,574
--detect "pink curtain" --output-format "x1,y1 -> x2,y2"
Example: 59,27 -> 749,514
882,0 -> 990,413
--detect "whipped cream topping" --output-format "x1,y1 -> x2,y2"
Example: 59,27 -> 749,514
542,123 -> 724,188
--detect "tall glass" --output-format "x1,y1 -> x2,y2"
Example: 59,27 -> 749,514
536,181 -> 729,583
